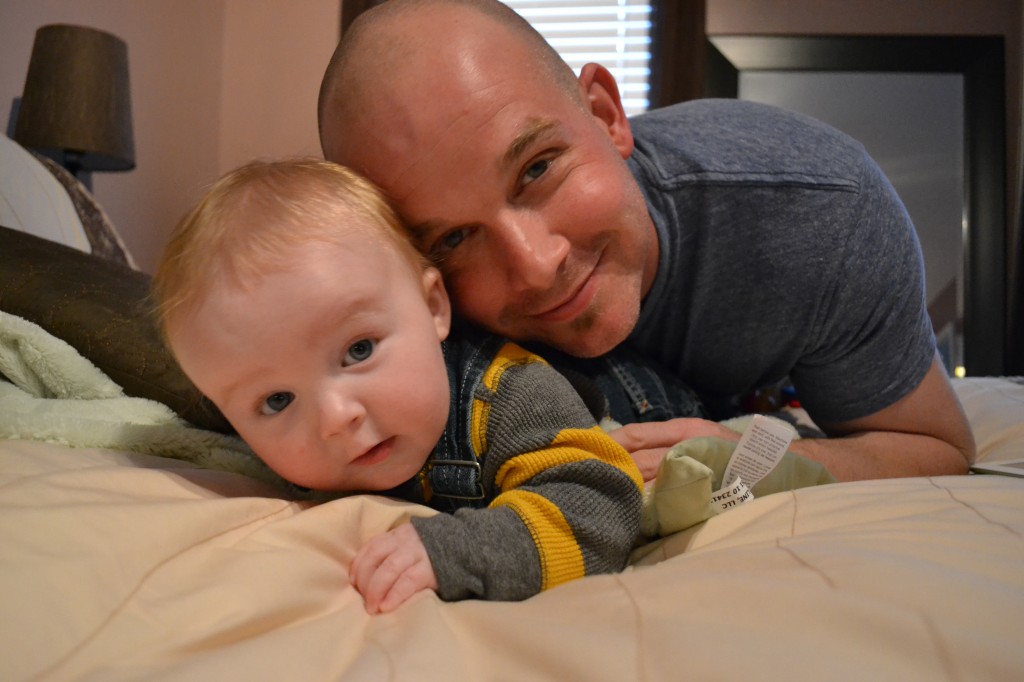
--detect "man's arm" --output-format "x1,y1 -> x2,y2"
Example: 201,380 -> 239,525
793,354 -> 974,481
610,354 -> 975,482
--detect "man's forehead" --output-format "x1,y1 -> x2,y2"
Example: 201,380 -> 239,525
331,6 -> 558,152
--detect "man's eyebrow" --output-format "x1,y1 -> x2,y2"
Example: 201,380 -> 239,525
408,218 -> 446,240
407,120 -> 562,238
502,118 -> 559,171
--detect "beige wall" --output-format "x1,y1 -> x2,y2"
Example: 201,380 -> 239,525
219,0 -> 338,172
1,0 -> 339,273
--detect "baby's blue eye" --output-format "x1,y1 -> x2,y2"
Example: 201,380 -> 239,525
261,391 -> 294,415
343,339 -> 375,366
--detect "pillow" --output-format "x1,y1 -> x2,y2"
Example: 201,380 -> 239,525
0,134 -> 88,253
0,224 -> 232,434
30,151 -> 135,268
952,376 -> 1024,463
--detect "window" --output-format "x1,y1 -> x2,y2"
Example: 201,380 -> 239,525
500,1 -> 653,116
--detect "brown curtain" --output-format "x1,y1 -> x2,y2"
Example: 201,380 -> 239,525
647,0 -> 708,109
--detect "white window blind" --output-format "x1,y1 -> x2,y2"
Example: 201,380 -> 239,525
500,0 -> 652,116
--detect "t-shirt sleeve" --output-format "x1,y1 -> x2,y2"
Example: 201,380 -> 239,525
626,100 -> 937,425
790,150 -> 936,424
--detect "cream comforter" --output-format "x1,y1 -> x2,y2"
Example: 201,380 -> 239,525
2,377 -> 1023,681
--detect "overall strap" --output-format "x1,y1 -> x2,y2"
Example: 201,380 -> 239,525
426,328 -> 504,509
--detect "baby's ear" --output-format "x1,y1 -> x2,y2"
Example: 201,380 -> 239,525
422,267 -> 451,341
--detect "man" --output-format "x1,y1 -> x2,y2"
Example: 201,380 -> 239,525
318,0 -> 974,481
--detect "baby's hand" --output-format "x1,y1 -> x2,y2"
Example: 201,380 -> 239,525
350,522 -> 438,614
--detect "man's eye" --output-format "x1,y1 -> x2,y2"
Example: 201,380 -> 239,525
343,339 -> 375,366
440,229 -> 468,250
261,391 -> 294,415
427,227 -> 471,263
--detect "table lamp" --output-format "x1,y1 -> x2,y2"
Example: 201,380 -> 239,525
14,24 -> 135,189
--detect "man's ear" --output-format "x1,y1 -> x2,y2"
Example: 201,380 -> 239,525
422,267 -> 452,342
578,62 -> 634,159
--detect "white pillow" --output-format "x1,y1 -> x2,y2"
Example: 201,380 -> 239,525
0,134 -> 89,252
952,376 -> 1024,463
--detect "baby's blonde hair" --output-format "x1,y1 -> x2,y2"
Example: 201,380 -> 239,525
153,158 -> 426,339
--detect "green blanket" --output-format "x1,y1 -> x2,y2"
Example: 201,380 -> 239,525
0,310 -> 284,488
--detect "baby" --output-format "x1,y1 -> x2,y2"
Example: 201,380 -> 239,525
152,159 -> 644,614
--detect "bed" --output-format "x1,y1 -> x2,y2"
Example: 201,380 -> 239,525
3,137 -> 1024,681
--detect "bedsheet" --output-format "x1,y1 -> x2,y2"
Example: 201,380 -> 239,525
3,458 -> 1022,681
2,376 -> 1022,681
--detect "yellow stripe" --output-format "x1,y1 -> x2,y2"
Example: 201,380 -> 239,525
471,399 -> 491,456
496,490 -> 585,590
480,342 -> 546,392
495,426 -> 644,493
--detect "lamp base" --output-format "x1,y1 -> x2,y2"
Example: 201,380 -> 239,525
62,151 -> 93,192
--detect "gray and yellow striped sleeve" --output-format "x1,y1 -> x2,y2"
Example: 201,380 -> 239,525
412,342 -> 644,602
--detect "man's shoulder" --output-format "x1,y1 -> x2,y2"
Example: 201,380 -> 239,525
628,99 -> 866,189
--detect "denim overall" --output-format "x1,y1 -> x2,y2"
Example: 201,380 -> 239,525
386,323 -> 705,513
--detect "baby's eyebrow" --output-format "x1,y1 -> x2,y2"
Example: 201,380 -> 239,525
214,372 -> 265,413
501,118 -> 559,172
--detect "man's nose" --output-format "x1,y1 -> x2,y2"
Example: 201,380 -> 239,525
495,212 -> 570,291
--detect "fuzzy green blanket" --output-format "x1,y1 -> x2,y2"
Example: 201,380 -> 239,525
0,310 -> 283,488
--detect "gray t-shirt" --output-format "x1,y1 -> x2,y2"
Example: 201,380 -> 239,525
626,99 -> 935,424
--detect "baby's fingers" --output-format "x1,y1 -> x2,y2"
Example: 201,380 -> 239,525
350,524 -> 436,614
630,446 -> 671,483
349,533 -> 389,594
373,555 -> 437,614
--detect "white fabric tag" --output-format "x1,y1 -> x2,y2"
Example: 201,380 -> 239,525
710,476 -> 753,513
722,414 -> 796,489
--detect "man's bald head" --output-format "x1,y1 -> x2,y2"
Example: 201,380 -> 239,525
317,0 -> 583,159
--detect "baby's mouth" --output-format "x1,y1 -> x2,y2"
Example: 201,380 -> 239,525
351,437 -> 395,466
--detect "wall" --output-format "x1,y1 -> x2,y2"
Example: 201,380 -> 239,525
218,0 -> 339,172
0,0 -> 339,273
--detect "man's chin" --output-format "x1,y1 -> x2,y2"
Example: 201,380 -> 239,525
561,337 -> 622,359
490,302 -> 639,358
535,322 -> 634,359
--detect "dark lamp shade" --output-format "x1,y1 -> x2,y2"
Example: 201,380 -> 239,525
14,24 -> 135,172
